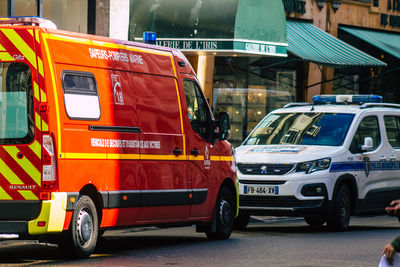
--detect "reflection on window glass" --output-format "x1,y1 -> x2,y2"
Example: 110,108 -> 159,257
43,0 -> 88,33
183,80 -> 211,141
350,116 -> 380,153
0,62 -> 34,144
213,56 -> 297,147
0,2 -> 7,16
244,112 -> 355,146
384,116 -> 400,148
63,74 -> 96,94
14,0 -> 37,16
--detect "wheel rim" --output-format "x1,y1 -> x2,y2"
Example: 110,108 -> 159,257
219,200 -> 232,227
339,193 -> 351,224
77,209 -> 93,246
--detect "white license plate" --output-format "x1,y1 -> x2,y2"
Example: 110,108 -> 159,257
244,185 -> 279,195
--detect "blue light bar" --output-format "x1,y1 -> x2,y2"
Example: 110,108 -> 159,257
143,31 -> 157,45
312,95 -> 382,105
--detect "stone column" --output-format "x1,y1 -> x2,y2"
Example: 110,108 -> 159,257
196,55 -> 215,107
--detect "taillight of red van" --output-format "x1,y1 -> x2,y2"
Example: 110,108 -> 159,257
41,133 -> 58,198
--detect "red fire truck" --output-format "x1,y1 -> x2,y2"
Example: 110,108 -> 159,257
0,17 -> 237,258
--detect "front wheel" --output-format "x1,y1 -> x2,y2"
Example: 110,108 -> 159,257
59,195 -> 99,258
327,185 -> 352,231
205,187 -> 234,240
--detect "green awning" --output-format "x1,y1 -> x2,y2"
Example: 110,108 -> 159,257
340,26 -> 400,60
129,0 -> 287,56
287,21 -> 386,67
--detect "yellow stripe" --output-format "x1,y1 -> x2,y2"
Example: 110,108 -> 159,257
42,119 -> 49,131
27,29 -> 33,37
29,140 -> 41,159
37,57 -> 44,77
19,190 -> 38,200
0,52 -> 14,61
219,156 -> 235,162
140,154 -> 186,161
4,147 -> 41,185
173,79 -> 186,155
210,156 -> 219,161
48,33 -> 92,45
0,43 -> 6,51
42,34 -> 61,152
1,29 -> 37,69
62,152 -> 107,159
188,155 -> 205,161
35,30 -> 40,44
0,186 -> 12,200
33,82 -> 40,101
35,112 -> 41,130
0,158 -> 24,184
108,153 -> 140,160
40,89 -> 47,102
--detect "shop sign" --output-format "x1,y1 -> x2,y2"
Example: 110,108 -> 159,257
283,0 -> 306,14
156,39 -> 287,56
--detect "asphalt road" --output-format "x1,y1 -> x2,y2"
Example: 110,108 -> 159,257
1,215 -> 400,266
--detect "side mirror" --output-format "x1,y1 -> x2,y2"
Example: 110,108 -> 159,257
361,137 -> 373,151
217,112 -> 231,140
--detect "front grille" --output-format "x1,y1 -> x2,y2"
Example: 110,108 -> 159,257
237,163 -> 294,175
239,195 -> 322,208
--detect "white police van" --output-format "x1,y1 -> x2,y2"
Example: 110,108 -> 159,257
235,95 -> 400,231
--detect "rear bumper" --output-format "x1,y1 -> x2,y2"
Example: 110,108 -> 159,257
0,192 -> 67,235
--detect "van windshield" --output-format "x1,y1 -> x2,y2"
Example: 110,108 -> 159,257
0,62 -> 34,144
244,112 -> 355,146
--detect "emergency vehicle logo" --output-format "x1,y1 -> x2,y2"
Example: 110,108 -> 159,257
111,74 -> 124,105
363,157 -> 370,177
204,145 -> 210,169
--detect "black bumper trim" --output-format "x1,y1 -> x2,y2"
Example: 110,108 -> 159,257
0,221 -> 27,234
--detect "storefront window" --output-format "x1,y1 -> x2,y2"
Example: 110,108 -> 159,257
213,56 -> 296,147
333,72 -> 359,95
0,2 -> 7,17
14,0 -> 37,16
43,0 -> 88,33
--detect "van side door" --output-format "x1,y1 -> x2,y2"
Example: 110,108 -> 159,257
182,78 -> 219,218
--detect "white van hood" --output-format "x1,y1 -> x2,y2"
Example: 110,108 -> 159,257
235,145 -> 344,164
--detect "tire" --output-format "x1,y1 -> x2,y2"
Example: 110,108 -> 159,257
59,195 -> 99,258
304,216 -> 325,227
234,214 -> 250,229
327,185 -> 352,231
206,187 -> 234,240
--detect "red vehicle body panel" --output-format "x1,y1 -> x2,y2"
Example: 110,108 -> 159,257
0,22 -> 236,236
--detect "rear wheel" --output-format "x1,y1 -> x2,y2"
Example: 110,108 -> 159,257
327,185 -> 352,231
59,195 -> 99,258
234,214 -> 250,229
206,187 -> 234,240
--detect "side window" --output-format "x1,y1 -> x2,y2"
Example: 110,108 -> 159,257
384,116 -> 400,148
0,62 -> 34,145
62,71 -> 100,120
183,80 -> 212,141
349,116 -> 381,153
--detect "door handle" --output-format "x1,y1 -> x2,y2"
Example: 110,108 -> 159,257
173,148 -> 183,155
191,148 -> 200,156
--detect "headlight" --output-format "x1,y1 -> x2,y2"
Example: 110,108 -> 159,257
296,157 -> 331,174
